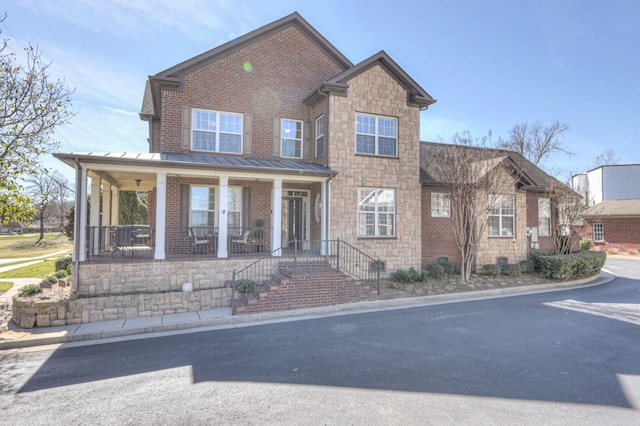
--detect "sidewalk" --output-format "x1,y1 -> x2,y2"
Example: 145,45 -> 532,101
0,272 -> 613,351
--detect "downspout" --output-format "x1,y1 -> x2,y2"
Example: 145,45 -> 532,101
316,87 -> 332,241
73,158 -> 82,292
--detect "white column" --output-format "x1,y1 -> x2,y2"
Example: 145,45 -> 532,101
321,179 -> 329,255
77,166 -> 88,262
217,175 -> 228,258
272,178 -> 283,256
110,187 -> 119,226
154,172 -> 167,260
89,175 -> 101,255
101,184 -> 111,226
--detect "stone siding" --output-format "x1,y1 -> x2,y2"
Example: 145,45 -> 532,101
328,64 -> 422,272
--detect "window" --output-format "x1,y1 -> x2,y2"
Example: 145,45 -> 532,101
190,186 -> 242,230
315,115 -> 324,157
488,194 -> 515,237
190,186 -> 216,227
431,193 -> 450,217
538,198 -> 551,237
192,109 -> 242,153
593,223 -> 604,242
358,188 -> 395,237
281,119 -> 302,158
356,113 -> 397,157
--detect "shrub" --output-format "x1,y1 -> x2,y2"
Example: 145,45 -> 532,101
18,284 -> 42,297
55,256 -> 72,273
534,251 -> 606,280
426,263 -> 445,279
481,264 -> 501,277
518,260 -> 534,273
233,279 -> 256,294
392,267 -> 426,283
440,262 -> 455,274
46,274 -> 58,284
579,238 -> 592,252
54,270 -> 67,278
501,263 -> 521,277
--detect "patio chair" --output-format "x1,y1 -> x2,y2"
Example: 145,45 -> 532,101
189,227 -> 211,254
231,229 -> 251,253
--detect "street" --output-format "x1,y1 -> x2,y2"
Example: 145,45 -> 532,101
1,257 -> 639,425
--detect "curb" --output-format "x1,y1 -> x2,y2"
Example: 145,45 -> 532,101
0,272 -> 614,351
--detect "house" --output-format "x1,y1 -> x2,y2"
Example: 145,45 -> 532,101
52,12 -> 568,323
577,199 -> 640,252
572,164 -> 640,250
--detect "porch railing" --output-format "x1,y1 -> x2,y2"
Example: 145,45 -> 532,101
231,239 -> 382,311
164,226 -> 272,256
86,225 -> 154,259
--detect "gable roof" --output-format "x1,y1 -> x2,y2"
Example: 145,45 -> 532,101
582,199 -> 640,218
303,51 -> 436,108
419,141 -> 561,191
141,12 -> 353,118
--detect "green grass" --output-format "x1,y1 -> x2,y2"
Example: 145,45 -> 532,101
0,281 -> 13,291
0,260 -> 56,279
0,233 -> 72,259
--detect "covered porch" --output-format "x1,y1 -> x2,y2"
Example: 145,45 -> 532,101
54,152 -> 335,267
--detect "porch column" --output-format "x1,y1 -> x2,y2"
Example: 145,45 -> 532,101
89,174 -> 101,255
77,165 -> 88,262
154,172 -> 166,260
321,179 -> 329,255
110,187 -> 119,226
101,184 -> 111,226
272,178 -> 283,256
217,175 -> 228,258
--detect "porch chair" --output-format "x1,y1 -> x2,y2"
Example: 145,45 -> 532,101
231,229 -> 251,253
189,227 -> 211,254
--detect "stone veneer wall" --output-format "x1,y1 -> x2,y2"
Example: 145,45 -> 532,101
13,258 -> 254,328
327,64 -> 422,273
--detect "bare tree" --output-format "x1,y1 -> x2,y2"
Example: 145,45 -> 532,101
428,132 -> 517,281
544,181 -> 585,254
0,14 -> 74,224
50,170 -> 73,234
497,120 -> 571,167
27,174 -> 57,243
590,149 -> 620,168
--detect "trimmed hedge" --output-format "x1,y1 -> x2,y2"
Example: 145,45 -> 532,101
531,251 -> 606,281
501,264 -> 521,277
392,267 -> 426,283
481,264 -> 501,277
426,263 -> 445,279
518,260 -> 534,273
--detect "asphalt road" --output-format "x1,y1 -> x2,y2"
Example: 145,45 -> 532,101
1,257 -> 639,425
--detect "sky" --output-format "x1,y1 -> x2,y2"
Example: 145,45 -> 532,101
3,0 -> 640,185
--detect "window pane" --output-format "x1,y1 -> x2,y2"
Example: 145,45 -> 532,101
282,139 -> 301,158
193,110 -> 217,131
193,131 -> 216,151
356,114 -> 375,134
378,118 -> 397,137
488,216 -> 500,236
219,133 -> 241,153
219,113 -> 241,133
191,187 -> 215,210
502,217 -> 514,236
358,212 -> 375,236
378,137 -> 396,156
191,211 -> 215,227
356,134 -> 375,154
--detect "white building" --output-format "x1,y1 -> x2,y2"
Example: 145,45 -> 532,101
572,164 -> 640,206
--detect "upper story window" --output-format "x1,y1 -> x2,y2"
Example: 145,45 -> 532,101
281,119 -> 303,158
431,193 -> 451,217
358,188 -> 395,237
192,109 -> 242,153
315,115 -> 324,157
593,223 -> 604,242
356,113 -> 397,157
488,194 -> 515,237
538,198 -> 551,237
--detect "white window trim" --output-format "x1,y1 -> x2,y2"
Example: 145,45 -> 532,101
357,187 -> 396,237
431,193 -> 451,218
355,113 -> 398,157
488,194 -> 515,237
593,223 -> 604,242
191,109 -> 243,154
538,198 -> 551,237
315,115 -> 324,157
281,118 -> 303,159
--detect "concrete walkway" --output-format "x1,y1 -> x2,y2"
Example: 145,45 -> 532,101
0,272 -> 614,351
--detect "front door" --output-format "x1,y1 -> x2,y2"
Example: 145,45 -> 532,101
282,197 -> 303,250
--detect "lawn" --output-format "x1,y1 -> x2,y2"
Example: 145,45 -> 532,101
0,260 -> 56,279
0,233 -> 72,259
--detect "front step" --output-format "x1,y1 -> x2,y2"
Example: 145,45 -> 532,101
233,264 -> 379,314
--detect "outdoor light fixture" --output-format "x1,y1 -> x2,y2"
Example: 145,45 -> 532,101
135,179 -> 141,187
